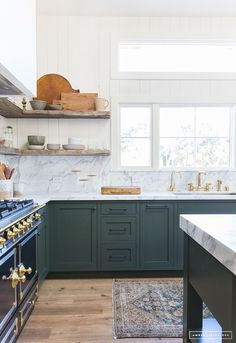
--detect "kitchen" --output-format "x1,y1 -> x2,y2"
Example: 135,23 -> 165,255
1,0 -> 236,342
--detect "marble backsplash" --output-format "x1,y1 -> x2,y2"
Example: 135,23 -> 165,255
2,155 -> 236,195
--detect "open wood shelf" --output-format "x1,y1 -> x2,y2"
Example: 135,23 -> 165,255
0,98 -> 110,119
22,110 -> 110,119
0,146 -> 21,155
21,149 -> 111,156
0,146 -> 110,156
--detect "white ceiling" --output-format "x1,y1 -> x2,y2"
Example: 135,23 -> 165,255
37,0 -> 236,17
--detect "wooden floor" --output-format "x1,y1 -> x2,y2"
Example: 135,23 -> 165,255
18,279 -> 182,343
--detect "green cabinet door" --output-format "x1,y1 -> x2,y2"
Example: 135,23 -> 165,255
176,201 -> 236,270
37,206 -> 49,284
51,202 -> 97,271
140,202 -> 174,270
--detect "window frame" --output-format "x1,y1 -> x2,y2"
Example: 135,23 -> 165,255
111,97 -> 236,171
111,35 -> 236,80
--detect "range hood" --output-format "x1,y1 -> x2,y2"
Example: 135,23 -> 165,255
0,62 -> 33,97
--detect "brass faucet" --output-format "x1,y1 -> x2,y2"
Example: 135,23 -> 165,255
197,171 -> 206,190
217,179 -> 222,192
168,171 -> 182,192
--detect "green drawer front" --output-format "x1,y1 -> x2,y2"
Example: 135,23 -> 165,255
101,202 -> 137,215
101,243 -> 136,270
101,216 -> 137,242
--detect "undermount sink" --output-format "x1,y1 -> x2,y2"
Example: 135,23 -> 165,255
174,191 -> 236,195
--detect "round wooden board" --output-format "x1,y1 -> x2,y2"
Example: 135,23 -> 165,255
37,74 -> 79,104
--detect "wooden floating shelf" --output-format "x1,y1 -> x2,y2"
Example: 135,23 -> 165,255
0,146 -> 21,155
21,110 -> 110,119
0,98 -> 110,119
18,149 -> 110,157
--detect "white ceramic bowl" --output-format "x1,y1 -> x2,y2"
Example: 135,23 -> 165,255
68,137 -> 81,145
63,144 -> 85,150
28,145 -> 45,150
47,144 -> 61,150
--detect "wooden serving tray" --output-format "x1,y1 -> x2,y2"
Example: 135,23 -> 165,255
101,186 -> 141,195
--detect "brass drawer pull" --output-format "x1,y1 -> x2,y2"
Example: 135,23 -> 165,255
2,268 -> 26,288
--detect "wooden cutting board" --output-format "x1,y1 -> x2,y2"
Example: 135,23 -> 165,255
37,74 -> 79,104
54,92 -> 98,111
101,187 -> 141,195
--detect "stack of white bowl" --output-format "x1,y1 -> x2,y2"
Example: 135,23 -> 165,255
63,138 -> 85,150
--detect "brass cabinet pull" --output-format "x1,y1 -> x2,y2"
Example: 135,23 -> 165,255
18,263 -> 32,277
2,269 -> 26,288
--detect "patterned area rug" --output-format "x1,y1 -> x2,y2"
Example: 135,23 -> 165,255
113,278 -> 211,339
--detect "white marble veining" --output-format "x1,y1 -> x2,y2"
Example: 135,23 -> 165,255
180,214 -> 236,275
4,155 -> 236,196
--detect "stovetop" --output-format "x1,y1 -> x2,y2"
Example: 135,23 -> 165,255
0,199 -> 34,220
0,199 -> 36,230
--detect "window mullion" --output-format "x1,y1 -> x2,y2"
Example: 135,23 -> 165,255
153,104 -> 159,170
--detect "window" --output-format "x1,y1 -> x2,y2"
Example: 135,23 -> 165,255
115,104 -> 233,170
159,106 -> 231,168
112,40 -> 236,79
120,106 -> 152,167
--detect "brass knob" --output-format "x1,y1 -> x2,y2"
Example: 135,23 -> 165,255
2,269 -> 26,288
26,218 -> 33,225
22,221 -> 30,230
17,224 -> 25,233
18,264 -> 32,277
12,226 -> 21,237
7,230 -> 16,241
0,236 -> 6,246
34,213 -> 41,220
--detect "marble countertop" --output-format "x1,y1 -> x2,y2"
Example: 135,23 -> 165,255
180,214 -> 236,275
23,191 -> 236,206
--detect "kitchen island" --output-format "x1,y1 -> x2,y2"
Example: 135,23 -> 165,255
180,214 -> 236,342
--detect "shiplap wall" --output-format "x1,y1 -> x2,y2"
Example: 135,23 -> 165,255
6,16 -> 236,148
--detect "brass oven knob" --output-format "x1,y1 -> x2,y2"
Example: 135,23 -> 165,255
17,224 -> 25,233
0,236 -> 6,246
7,230 -> 16,241
26,218 -> 33,225
22,221 -> 30,230
12,226 -> 21,237
2,269 -> 26,288
34,213 -> 41,220
18,264 -> 32,277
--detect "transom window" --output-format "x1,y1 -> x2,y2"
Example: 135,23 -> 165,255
114,104 -> 233,170
111,40 -> 236,79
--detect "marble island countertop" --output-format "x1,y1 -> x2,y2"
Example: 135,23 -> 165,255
22,191 -> 236,205
180,214 -> 236,275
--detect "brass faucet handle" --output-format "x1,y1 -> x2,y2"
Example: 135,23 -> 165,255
205,183 -> 212,192
224,186 -> 230,192
188,183 -> 195,192
168,185 -> 175,192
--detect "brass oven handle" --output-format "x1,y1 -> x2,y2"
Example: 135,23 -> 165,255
2,269 -> 26,288
18,264 -> 32,277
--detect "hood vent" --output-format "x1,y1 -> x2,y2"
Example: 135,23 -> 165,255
0,73 -> 23,96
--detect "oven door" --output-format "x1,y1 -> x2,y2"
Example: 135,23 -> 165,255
17,230 -> 37,303
0,249 -> 17,332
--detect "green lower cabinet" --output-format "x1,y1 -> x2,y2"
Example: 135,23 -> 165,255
101,243 -> 137,270
51,202 -> 97,271
140,202 -> 175,270
37,206 -> 49,284
176,201 -> 236,269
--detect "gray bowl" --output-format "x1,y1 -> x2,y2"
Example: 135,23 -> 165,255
28,135 -> 45,145
30,100 -> 47,110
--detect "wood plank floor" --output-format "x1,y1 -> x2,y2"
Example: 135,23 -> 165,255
18,279 -> 182,343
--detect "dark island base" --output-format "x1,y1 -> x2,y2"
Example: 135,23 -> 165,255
184,234 -> 236,342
